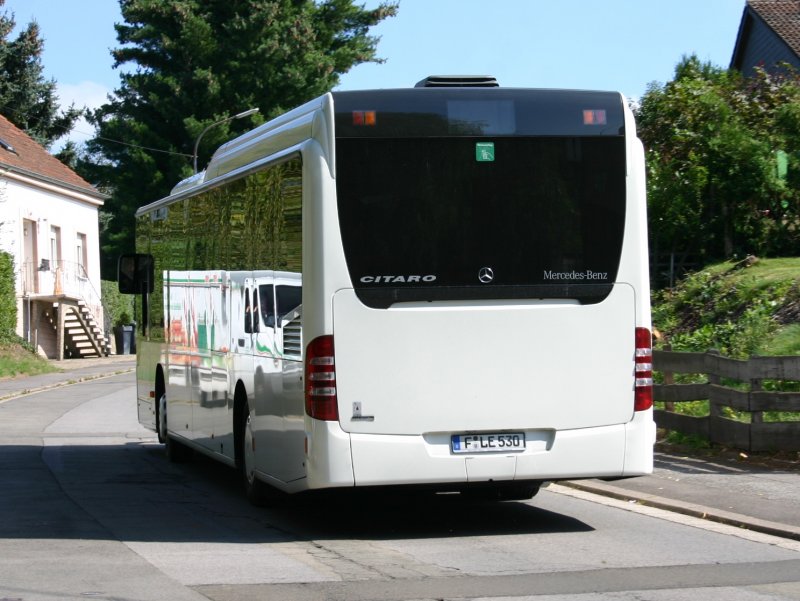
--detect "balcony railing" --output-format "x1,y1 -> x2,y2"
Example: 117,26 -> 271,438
19,259 -> 107,333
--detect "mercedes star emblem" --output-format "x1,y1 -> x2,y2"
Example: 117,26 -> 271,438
478,267 -> 494,284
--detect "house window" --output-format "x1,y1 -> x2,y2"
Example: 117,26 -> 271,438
76,233 -> 88,277
49,226 -> 61,269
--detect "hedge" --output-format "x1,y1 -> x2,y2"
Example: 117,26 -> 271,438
0,251 -> 17,341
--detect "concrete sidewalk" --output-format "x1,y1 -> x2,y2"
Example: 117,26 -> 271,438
1,356 -> 798,543
0,354 -> 136,401
563,449 -> 800,542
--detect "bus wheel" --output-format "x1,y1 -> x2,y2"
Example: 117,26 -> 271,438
461,482 -> 540,502
161,393 -> 191,463
240,401 -> 280,506
500,482 -> 541,500
157,393 -> 167,443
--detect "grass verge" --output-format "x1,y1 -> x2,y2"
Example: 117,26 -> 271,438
0,341 -> 58,379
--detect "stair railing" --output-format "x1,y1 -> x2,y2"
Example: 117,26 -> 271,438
54,261 -> 110,354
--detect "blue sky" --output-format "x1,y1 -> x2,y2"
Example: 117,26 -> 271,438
5,0 -> 746,147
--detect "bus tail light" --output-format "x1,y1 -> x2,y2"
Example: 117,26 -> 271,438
305,335 -> 338,421
634,327 -> 653,411
352,110 -> 376,126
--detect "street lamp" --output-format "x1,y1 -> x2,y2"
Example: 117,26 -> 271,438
193,108 -> 260,173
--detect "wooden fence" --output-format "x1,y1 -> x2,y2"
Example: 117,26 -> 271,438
653,350 -> 800,452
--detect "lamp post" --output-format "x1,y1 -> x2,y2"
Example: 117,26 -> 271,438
193,108 -> 260,173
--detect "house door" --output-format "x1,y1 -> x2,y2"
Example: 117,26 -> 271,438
23,219 -> 38,294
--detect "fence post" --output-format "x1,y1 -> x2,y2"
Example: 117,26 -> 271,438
707,349 -> 723,447
707,349 -> 723,418
750,359 -> 763,425
663,342 -> 675,412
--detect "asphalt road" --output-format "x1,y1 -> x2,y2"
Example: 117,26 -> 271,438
1,371 -> 799,601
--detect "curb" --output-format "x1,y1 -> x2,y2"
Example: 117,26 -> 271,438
560,479 -> 800,542
0,367 -> 135,403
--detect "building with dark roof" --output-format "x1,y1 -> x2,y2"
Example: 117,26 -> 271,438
731,0 -> 800,75
0,115 -> 111,359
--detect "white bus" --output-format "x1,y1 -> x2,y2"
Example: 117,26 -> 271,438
120,75 -> 654,504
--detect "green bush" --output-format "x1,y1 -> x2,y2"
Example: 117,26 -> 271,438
0,251 -> 17,343
101,280 -> 134,328
652,258 -> 798,358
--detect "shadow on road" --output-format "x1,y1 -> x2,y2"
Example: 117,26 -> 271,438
0,441 -> 593,545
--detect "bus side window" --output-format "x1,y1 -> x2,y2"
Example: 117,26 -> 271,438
252,289 -> 260,333
244,289 -> 252,333
260,284 -> 276,328
276,285 -> 302,325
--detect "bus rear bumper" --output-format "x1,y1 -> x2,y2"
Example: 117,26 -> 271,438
342,415 -> 655,488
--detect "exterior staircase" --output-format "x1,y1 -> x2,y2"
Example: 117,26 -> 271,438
47,300 -> 111,358
20,260 -> 112,360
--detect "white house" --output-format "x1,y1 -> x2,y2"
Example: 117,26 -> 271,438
0,114 -> 109,359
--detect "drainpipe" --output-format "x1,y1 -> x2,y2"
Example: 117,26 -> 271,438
25,294 -> 30,344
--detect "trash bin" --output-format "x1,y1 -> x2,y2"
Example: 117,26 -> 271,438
114,324 -> 136,355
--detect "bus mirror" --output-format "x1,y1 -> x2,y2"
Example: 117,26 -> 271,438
118,253 -> 154,294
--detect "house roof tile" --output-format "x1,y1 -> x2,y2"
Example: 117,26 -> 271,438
0,114 -> 105,200
748,0 -> 800,57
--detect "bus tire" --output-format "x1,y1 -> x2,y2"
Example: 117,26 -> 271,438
154,369 -> 166,443
461,482 -> 540,502
165,433 -> 192,463
239,401 -> 281,506
157,393 -> 168,443
160,393 -> 191,462
500,482 -> 540,500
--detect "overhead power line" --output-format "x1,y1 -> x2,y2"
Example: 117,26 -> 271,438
0,102 -> 193,158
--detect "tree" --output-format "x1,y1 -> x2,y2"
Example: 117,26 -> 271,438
0,0 -> 81,148
636,55 -> 800,267
80,0 -> 397,278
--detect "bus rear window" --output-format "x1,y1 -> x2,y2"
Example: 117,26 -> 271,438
336,136 -> 626,308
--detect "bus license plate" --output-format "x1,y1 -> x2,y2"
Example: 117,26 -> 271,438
451,432 -> 526,454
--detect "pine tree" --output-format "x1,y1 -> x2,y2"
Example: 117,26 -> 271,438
80,0 -> 397,278
0,0 -> 81,148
